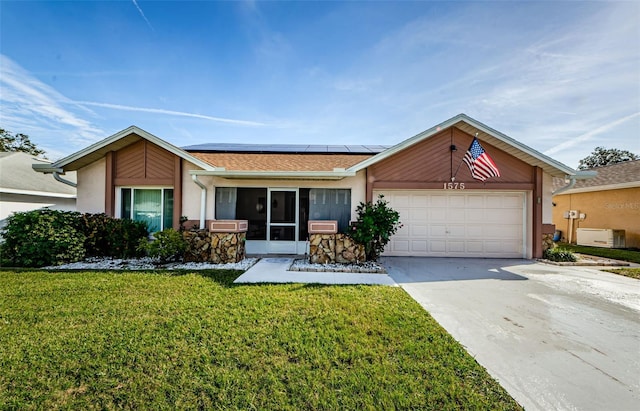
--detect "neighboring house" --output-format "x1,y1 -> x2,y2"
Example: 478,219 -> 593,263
33,114 -> 589,259
0,152 -> 76,228
552,160 -> 640,249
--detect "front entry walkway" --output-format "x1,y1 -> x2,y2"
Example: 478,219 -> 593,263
383,257 -> 640,411
234,258 -> 397,285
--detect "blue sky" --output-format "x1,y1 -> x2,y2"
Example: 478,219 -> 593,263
1,0 -> 638,168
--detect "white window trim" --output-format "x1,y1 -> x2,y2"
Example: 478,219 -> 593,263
115,186 -> 174,231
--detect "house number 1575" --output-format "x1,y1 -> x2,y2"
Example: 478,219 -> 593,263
443,182 -> 465,190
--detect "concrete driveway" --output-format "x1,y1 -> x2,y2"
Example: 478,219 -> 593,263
382,257 -> 640,411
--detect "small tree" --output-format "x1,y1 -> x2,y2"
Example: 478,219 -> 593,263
578,147 -> 638,170
348,195 -> 401,261
0,128 -> 46,157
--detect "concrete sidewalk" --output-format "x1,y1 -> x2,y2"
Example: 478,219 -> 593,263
234,258 -> 397,285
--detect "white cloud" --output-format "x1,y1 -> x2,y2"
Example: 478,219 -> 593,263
0,54 -> 104,148
73,101 -> 269,127
131,0 -> 155,32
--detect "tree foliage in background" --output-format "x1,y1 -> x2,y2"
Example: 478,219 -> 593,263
0,128 -> 46,157
578,147 -> 638,170
348,195 -> 402,262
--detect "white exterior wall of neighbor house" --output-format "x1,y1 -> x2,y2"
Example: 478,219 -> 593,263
77,158 -> 106,214
181,162 -> 367,222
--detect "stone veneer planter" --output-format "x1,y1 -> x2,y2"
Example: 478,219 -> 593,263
309,233 -> 365,264
183,230 -> 246,264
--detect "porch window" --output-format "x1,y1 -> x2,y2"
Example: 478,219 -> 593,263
215,188 -> 267,240
119,188 -> 174,233
299,188 -> 351,239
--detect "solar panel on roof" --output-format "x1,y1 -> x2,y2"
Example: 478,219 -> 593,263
181,143 -> 391,154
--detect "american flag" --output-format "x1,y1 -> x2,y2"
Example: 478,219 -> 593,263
463,138 -> 501,181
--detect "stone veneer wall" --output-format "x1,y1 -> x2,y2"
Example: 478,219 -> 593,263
309,233 -> 365,264
183,230 -> 246,264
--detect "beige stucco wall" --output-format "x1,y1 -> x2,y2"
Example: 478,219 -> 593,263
76,158 -> 106,214
181,161 -> 367,223
542,172 -> 554,224
552,187 -> 640,248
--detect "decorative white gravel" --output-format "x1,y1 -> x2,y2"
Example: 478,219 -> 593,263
289,258 -> 386,273
44,257 -> 258,271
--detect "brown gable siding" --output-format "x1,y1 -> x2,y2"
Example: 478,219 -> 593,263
106,140 -> 182,228
114,140 -> 175,185
369,127 -> 534,186
189,152 -> 373,172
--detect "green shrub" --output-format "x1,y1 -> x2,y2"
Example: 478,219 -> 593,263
137,228 -> 186,263
0,209 -> 86,267
80,213 -> 148,258
348,194 -> 402,261
543,247 -> 577,262
0,209 -> 149,267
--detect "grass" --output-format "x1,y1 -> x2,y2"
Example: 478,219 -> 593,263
556,243 -> 640,264
0,269 -> 521,410
601,268 -> 640,280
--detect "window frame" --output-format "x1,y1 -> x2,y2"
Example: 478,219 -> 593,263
116,186 -> 174,232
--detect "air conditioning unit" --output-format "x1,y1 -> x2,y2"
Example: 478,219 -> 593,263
576,228 -> 626,248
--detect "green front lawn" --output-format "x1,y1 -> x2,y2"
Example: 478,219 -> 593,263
601,268 -> 640,280
0,270 -> 521,410
557,243 -> 640,264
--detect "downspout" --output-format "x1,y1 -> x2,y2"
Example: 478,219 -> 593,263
54,172 -> 77,188
191,175 -> 207,229
552,176 -> 577,195
552,171 -> 597,195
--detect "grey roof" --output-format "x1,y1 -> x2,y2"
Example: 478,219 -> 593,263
181,143 -> 390,154
552,159 -> 640,193
1,152 -> 76,196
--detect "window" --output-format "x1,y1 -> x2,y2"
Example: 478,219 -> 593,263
308,188 -> 351,232
215,188 -> 267,240
119,188 -> 174,233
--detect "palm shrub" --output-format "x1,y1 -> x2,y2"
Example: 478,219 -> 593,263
543,247 -> 577,262
348,194 -> 402,261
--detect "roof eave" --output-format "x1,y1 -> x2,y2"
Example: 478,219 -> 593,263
190,169 -> 356,180
36,126 -> 214,172
347,113 -> 578,178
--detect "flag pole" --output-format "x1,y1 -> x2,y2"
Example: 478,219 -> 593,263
451,133 -> 478,181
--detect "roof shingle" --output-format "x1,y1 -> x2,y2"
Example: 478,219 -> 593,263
188,152 -> 374,172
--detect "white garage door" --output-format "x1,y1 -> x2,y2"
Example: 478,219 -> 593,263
375,190 -> 526,258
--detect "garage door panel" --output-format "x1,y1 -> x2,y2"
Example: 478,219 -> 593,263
449,196 -> 466,208
411,224 -> 428,236
466,241 -> 484,253
409,208 -> 427,221
411,241 -> 428,252
375,190 -> 526,258
430,224 -> 447,236
447,241 -> 465,252
430,209 -> 447,220
430,240 -> 446,252
410,195 -> 429,207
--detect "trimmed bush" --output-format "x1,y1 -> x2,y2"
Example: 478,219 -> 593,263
348,194 -> 402,261
137,228 -> 186,263
0,209 -> 86,267
80,213 -> 148,258
543,247 -> 577,262
0,209 -> 149,267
